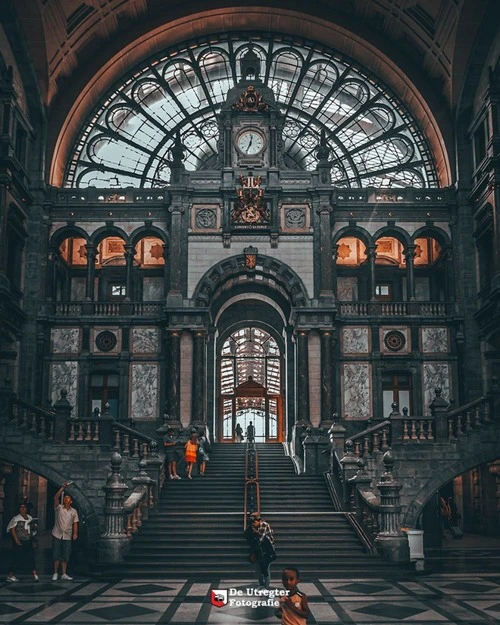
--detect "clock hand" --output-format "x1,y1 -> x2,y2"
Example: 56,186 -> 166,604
247,135 -> 253,152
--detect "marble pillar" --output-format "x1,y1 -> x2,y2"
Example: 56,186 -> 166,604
296,330 -> 311,425
405,244 -> 416,301
320,330 -> 334,427
191,330 -> 206,427
85,244 -> 96,300
165,330 -> 181,425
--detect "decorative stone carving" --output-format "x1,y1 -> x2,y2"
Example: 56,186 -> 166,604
421,327 -> 449,353
195,208 -> 217,229
423,363 -> 450,414
95,331 -> 118,352
132,328 -> 159,354
380,327 -> 410,355
342,328 -> 369,354
51,328 -> 80,354
284,206 -> 307,230
384,330 -> 406,352
130,364 -> 158,420
342,363 -> 371,419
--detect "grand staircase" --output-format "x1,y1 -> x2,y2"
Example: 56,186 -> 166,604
109,442 -> 409,578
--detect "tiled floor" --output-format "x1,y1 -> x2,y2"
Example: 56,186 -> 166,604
2,571 -> 500,624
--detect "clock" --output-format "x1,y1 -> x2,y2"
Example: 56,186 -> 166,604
236,129 -> 265,156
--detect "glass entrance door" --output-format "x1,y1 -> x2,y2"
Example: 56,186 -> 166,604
222,394 -> 281,442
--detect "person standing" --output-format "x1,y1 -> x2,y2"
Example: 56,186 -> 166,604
246,421 -> 255,443
197,429 -> 210,476
164,427 -> 181,479
184,431 -> 199,479
245,513 -> 276,589
275,567 -> 310,624
235,423 -> 244,442
52,482 -> 79,581
5,503 -> 39,582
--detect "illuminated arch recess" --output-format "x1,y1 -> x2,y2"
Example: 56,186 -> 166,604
65,33 -> 438,189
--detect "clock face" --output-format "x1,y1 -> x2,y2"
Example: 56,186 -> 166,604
236,130 -> 265,156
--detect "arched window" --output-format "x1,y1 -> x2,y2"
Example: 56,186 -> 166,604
65,34 -> 438,189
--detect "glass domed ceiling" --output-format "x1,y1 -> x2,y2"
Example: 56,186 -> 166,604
65,33 -> 438,189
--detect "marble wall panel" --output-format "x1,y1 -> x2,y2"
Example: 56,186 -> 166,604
143,277 -> 164,301
51,361 -> 78,418
132,328 -> 159,354
337,277 -> 358,301
130,364 -> 158,420
70,277 -> 86,301
342,363 -> 371,420
423,363 -> 450,413
51,328 -> 81,354
342,328 -> 370,354
421,327 -> 449,353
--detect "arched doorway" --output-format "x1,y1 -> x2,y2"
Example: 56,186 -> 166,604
219,326 -> 284,442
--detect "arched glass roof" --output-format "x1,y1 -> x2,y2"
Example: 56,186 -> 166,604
65,33 -> 438,189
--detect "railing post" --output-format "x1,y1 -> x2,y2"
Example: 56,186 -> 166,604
144,441 -> 164,500
340,440 -> 360,508
374,451 -> 409,562
131,467 -> 155,522
388,402 -> 403,443
302,427 -> 330,474
53,389 -> 73,443
349,459 -> 373,517
430,388 -> 450,442
99,452 -> 129,563
328,416 -> 346,457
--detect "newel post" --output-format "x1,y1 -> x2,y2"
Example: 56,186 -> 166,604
374,451 -> 410,562
99,452 -> 129,563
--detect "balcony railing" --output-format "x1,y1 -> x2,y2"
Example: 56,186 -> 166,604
50,301 -> 164,317
339,301 -> 455,317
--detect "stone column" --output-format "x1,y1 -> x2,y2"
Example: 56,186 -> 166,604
162,242 -> 169,297
318,206 -> 334,298
84,244 -> 96,300
167,204 -> 184,303
374,451 -> 409,562
165,330 -> 181,425
124,244 -> 134,300
367,245 -> 377,301
191,330 -> 206,427
429,388 -> 450,442
320,329 -> 334,428
404,244 -> 416,301
296,330 -> 311,424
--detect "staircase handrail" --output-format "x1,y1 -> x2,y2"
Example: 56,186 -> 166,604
13,397 -> 55,420
323,471 -> 344,511
349,419 -> 391,442
112,421 -> 156,444
347,419 -> 391,457
445,396 -> 487,418
244,440 -> 260,528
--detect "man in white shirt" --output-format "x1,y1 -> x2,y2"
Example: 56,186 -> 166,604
52,482 -> 79,581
